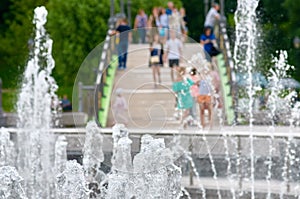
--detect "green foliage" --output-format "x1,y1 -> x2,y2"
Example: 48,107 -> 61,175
2,90 -> 17,112
181,0 -> 204,41
46,0 -> 111,89
0,0 -> 299,93
255,0 -> 300,82
0,0 -> 47,88
283,0 -> 300,36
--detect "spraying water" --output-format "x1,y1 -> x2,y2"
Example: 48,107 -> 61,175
0,166 -> 27,199
102,126 -> 182,198
56,160 -> 89,199
234,1 -> 260,198
82,121 -> 105,184
234,0 -> 260,126
16,6 -> 59,199
0,128 -> 16,167
54,135 -> 68,174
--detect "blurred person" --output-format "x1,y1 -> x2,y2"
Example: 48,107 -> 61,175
61,94 -> 72,111
204,3 -> 220,31
189,67 -> 200,122
158,7 -> 168,43
172,67 -> 194,128
197,71 -> 213,128
180,7 -> 188,42
134,9 -> 148,44
112,88 -> 128,125
200,26 -> 220,61
208,62 -> 222,108
164,30 -> 183,82
148,7 -> 160,43
149,34 -> 163,88
168,8 -> 182,35
166,1 -> 174,15
111,18 -> 132,70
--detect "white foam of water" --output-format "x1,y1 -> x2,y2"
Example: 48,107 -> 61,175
0,128 -> 16,167
0,166 -> 27,199
82,121 -> 105,184
16,6 -> 59,198
56,160 -> 89,199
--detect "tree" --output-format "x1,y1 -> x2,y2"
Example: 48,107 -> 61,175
0,0 -> 47,88
181,0 -> 204,41
46,0 -> 111,90
283,0 -> 300,81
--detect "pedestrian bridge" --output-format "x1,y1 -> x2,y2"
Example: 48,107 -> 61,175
95,41 -> 234,129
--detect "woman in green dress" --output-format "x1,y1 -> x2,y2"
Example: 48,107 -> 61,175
172,67 -> 194,127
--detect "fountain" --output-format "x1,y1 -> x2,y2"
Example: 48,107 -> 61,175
15,6 -> 59,199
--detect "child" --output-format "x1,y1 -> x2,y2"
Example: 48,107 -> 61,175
172,67 -> 194,128
189,67 -> 200,123
112,88 -> 128,126
197,75 -> 213,128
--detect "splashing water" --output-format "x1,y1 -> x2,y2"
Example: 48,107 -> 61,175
234,0 -> 260,126
132,134 -> 182,198
105,125 -> 133,198
171,136 -> 206,198
267,50 -> 295,124
102,127 -> 182,199
0,166 -> 28,199
234,1 -> 260,198
56,160 -> 89,199
16,6 -> 59,199
54,135 -> 68,174
82,121 -> 105,183
0,128 -> 16,167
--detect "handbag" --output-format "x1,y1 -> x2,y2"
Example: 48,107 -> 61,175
159,27 -> 165,36
150,55 -> 160,64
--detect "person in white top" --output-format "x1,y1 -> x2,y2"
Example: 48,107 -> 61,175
164,30 -> 183,82
112,88 -> 128,125
158,7 -> 168,43
168,8 -> 182,34
204,3 -> 220,30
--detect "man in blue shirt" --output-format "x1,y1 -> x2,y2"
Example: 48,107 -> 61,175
166,1 -> 174,15
113,18 -> 132,70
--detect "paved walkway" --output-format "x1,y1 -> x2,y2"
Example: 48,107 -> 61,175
107,43 -> 220,129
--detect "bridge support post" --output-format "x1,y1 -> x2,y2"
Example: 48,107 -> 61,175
78,81 -> 83,112
189,137 -> 194,186
237,136 -> 243,192
120,0 -> 125,15
0,78 -> 5,126
220,0 -> 225,16
204,0 -> 209,15
127,0 -> 132,27
110,0 -> 114,18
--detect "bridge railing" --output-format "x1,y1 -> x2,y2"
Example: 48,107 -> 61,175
94,17 -> 119,127
215,19 -> 236,125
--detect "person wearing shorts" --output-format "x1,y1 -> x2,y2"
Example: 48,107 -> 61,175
164,30 -> 183,82
169,59 -> 179,68
197,79 -> 213,128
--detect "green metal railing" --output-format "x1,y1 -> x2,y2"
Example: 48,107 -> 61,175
216,20 -> 236,125
95,18 -> 118,127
